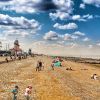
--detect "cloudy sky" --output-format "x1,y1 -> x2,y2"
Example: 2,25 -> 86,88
0,0 -> 100,56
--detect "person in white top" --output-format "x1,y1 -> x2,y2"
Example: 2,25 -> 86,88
91,74 -> 98,80
24,85 -> 32,100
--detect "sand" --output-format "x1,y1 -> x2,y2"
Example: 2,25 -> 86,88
0,56 -> 100,100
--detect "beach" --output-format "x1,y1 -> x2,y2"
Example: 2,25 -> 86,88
0,56 -> 100,100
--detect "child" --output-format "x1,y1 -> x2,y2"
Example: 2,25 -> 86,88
24,85 -> 32,100
12,85 -> 19,100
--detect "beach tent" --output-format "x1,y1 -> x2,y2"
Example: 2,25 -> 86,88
54,61 -> 61,67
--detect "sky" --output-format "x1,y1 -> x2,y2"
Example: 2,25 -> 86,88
0,0 -> 100,56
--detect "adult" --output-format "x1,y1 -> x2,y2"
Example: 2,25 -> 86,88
36,60 -> 43,71
91,74 -> 98,80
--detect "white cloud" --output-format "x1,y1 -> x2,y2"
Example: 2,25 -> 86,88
73,31 -> 85,36
30,41 -> 100,56
72,15 -> 86,21
83,0 -> 100,7
49,11 -> 94,22
0,14 -> 40,30
71,35 -> 79,39
64,34 -> 78,41
0,0 -> 74,13
83,14 -> 93,19
70,42 -> 78,48
88,45 -> 93,48
6,29 -> 29,37
64,34 -> 72,40
72,14 -> 93,21
0,0 -> 42,13
43,31 -> 58,40
97,43 -> 100,46
0,36 -> 6,41
72,15 -> 81,20
0,14 -> 41,39
80,3 -> 86,9
57,41 -> 65,45
53,23 -> 78,30
52,0 -> 74,13
83,37 -> 90,42
49,11 -> 70,20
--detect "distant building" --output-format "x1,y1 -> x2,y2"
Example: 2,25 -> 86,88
10,39 -> 22,56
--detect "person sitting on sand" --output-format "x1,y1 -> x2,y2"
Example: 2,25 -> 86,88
24,85 -> 32,100
91,74 -> 98,80
12,85 -> 19,100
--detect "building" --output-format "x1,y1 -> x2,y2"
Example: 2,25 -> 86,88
10,39 -> 22,56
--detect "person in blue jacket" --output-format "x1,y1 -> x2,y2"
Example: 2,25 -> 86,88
12,85 -> 19,100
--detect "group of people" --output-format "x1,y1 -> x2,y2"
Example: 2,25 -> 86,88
12,85 -> 32,100
5,54 -> 28,63
36,58 -> 62,71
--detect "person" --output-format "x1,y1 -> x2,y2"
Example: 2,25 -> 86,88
36,61 -> 40,71
12,85 -> 19,100
10,55 -> 13,61
5,57 -> 9,63
18,56 -> 21,60
91,74 -> 98,80
24,85 -> 32,100
51,63 -> 54,70
36,60 -> 43,71
38,61 -> 43,71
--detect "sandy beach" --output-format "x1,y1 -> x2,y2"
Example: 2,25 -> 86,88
0,56 -> 100,100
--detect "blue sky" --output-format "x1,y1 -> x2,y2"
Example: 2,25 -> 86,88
0,0 -> 100,56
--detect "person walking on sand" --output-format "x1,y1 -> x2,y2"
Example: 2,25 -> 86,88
51,62 -> 54,70
12,85 -> 19,100
38,60 -> 43,71
36,61 -> 40,71
24,85 -> 32,100
36,60 -> 43,71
